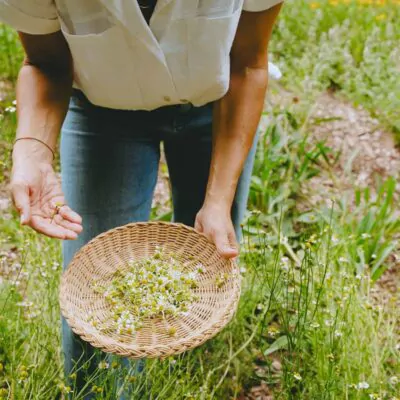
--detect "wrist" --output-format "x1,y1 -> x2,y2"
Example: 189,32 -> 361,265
204,172 -> 238,212
202,194 -> 232,215
12,139 -> 54,164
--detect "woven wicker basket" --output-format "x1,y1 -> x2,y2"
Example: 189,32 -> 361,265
59,222 -> 241,359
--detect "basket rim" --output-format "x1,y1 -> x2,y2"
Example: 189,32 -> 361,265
59,221 -> 241,358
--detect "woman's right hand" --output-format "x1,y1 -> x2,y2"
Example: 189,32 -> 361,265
10,140 -> 83,240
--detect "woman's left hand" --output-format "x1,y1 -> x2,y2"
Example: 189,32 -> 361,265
195,203 -> 239,259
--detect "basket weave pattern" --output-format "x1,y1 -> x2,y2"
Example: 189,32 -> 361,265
60,222 -> 241,359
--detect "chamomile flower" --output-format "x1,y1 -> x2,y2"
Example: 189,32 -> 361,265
16,301 -> 33,308
93,247 -> 200,335
293,372 -> 302,381
389,376 -> 399,385
356,381 -> 370,389
98,361 -> 109,370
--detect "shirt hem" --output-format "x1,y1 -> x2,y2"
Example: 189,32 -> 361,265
0,2 -> 60,34
243,0 -> 284,12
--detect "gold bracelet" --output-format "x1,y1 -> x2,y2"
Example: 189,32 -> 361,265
13,137 -> 55,161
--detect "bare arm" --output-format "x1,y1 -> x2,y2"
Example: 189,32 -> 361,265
11,31 -> 82,239
195,4 -> 282,257
14,31 -> 73,159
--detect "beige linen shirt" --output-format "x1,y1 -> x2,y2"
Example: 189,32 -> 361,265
0,0 -> 283,110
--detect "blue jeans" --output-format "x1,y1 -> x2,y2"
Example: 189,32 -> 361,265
60,89 -> 258,398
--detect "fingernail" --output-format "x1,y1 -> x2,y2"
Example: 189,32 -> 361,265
20,214 -> 26,224
228,247 -> 238,255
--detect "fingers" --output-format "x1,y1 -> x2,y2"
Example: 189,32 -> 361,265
58,205 -> 82,224
213,229 -> 239,259
53,214 -> 83,235
30,215 -> 79,240
11,182 -> 31,224
196,214 -> 239,259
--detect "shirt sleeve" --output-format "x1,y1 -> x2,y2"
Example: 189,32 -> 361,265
243,0 -> 284,12
0,0 -> 60,34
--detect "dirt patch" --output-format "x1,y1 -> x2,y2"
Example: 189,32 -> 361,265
291,92 -> 400,322
306,92 -> 399,300
239,381 -> 273,400
302,92 -> 400,207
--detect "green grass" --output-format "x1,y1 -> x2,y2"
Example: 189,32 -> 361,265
1,98 -> 398,399
0,25 -> 22,82
271,0 -> 400,136
1,1 -> 399,399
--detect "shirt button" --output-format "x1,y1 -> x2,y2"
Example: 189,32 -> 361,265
163,96 -> 171,102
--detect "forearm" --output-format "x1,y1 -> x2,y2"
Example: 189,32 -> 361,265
12,31 -> 73,163
204,66 -> 268,210
13,62 -> 72,162
16,62 -> 72,145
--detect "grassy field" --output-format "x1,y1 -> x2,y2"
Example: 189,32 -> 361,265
0,1 -> 399,399
270,0 -> 400,137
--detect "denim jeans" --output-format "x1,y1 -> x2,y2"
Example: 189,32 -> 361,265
60,89 -> 258,398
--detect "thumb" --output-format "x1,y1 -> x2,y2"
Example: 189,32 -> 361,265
214,229 -> 239,259
11,182 -> 31,224
194,215 -> 204,233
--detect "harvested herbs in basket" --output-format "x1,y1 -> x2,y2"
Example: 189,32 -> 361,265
91,246 -> 204,335
60,222 -> 240,359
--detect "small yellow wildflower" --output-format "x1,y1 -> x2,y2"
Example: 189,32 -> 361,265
267,325 -> 280,338
18,365 -> 28,381
375,13 -> 386,20
91,385 -> 103,393
58,383 -> 73,394
167,326 -> 177,337
19,370 -> 28,380
111,361 -> 119,369
310,2 -> 320,9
